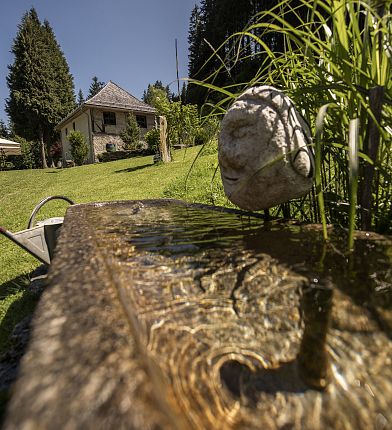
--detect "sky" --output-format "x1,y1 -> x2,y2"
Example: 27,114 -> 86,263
0,0 -> 198,124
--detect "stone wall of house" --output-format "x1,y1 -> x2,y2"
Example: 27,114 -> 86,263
93,134 -> 126,156
88,109 -> 157,162
90,108 -> 156,136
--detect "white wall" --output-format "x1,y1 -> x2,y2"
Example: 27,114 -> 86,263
60,111 -> 92,162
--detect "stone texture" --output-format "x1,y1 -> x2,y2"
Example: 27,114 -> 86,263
92,133 -> 127,155
219,86 -> 314,210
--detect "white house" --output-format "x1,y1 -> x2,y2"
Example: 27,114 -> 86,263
56,81 -> 156,163
0,138 -> 21,155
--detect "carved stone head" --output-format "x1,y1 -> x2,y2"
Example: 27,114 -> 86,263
219,86 -> 314,210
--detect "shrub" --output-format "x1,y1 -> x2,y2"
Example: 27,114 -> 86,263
68,130 -> 89,165
11,136 -> 40,169
0,149 -> 7,170
144,128 -> 160,153
194,117 -> 220,146
120,114 -> 142,150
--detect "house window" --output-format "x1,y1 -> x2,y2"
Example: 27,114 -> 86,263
136,115 -> 147,128
73,122 -> 76,131
103,111 -> 116,125
65,128 -> 68,136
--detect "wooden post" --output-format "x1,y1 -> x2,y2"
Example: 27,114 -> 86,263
159,116 -> 171,163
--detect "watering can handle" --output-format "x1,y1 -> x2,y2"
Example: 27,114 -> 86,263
27,196 -> 75,229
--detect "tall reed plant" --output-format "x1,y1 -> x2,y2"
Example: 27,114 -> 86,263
190,0 -> 392,249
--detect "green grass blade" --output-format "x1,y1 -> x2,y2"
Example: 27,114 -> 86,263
348,118 -> 359,251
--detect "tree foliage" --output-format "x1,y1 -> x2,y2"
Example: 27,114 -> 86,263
186,0 -> 305,106
150,88 -> 215,147
88,76 -> 105,99
69,130 -> 89,165
144,128 -> 161,153
143,80 -> 172,105
6,8 -> 75,168
14,135 -> 41,169
77,89 -> 85,106
0,120 -> 9,138
120,114 -> 141,150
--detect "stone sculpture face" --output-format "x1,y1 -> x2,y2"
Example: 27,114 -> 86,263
219,86 -> 314,211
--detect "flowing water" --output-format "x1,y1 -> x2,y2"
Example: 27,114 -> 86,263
89,201 -> 391,430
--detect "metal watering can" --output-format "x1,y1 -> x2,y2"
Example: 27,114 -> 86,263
0,196 -> 74,265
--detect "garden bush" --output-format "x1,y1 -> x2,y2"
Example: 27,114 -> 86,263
144,128 -> 160,153
120,114 -> 142,150
68,130 -> 89,165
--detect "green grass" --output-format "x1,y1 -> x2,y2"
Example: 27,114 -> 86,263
0,146 -> 226,353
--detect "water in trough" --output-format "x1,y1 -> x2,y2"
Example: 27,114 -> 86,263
5,200 -> 391,430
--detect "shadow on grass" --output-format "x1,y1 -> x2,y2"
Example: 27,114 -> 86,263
0,267 -> 46,426
114,163 -> 154,174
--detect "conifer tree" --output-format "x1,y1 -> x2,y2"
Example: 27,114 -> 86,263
180,82 -> 187,104
186,0 -> 289,105
0,120 -> 9,138
143,81 -> 171,104
41,19 -> 76,154
120,114 -> 141,150
77,89 -> 85,106
88,76 -> 105,99
6,8 -> 75,168
188,5 -> 204,79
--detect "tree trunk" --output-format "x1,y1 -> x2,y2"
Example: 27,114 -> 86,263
39,128 -> 48,169
45,130 -> 54,167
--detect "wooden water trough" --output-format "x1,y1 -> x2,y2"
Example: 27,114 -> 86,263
3,200 -> 392,430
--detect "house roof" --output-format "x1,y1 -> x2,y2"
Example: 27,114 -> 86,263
85,81 -> 156,112
0,138 -> 21,155
56,81 -> 156,130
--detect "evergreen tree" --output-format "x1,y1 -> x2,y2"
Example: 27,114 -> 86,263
88,76 -> 105,99
186,0 -> 290,106
77,89 -> 85,106
41,19 -> 76,155
188,5 -> 203,79
120,114 -> 141,150
180,82 -> 187,104
0,120 -> 9,138
6,8 -> 75,168
143,80 -> 171,104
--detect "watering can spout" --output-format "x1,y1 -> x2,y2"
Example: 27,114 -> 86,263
0,196 -> 74,265
0,220 -> 63,265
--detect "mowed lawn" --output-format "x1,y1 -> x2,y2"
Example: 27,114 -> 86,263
0,146 -> 222,354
